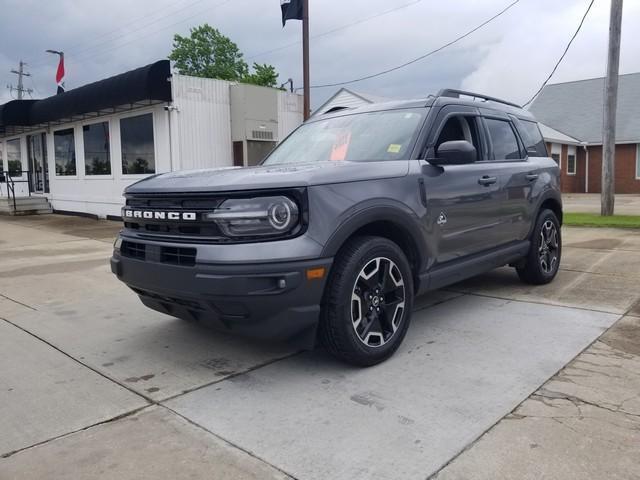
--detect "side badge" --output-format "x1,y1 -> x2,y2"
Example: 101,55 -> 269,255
437,212 -> 448,226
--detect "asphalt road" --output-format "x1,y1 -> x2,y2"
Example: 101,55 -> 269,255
1,214 -> 638,479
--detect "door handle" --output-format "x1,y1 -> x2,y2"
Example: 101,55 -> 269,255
478,175 -> 497,186
526,173 -> 539,181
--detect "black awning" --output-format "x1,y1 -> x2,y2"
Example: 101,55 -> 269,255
0,60 -> 171,131
0,100 -> 36,127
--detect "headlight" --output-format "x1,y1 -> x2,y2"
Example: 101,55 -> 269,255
206,196 -> 300,237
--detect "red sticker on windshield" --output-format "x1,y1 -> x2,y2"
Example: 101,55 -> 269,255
330,132 -> 351,161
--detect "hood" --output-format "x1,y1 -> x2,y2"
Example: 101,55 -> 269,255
125,161 -> 410,194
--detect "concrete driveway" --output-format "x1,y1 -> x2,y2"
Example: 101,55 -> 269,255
0,215 -> 638,479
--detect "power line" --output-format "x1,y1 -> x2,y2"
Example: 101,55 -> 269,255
246,0 -> 423,61
68,0 -> 236,64
523,0 -> 595,107
30,0 -> 209,67
69,0 -> 215,60
307,0 -> 520,89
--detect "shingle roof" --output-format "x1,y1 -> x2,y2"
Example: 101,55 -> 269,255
529,72 -> 640,145
538,122 -> 581,145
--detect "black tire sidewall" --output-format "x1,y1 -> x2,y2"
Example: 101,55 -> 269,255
327,237 -> 414,364
529,209 -> 562,281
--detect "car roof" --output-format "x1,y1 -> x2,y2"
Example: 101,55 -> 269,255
311,89 -> 536,122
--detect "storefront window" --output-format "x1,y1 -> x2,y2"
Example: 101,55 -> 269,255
84,122 -> 111,175
54,128 -> 77,176
6,139 -> 22,176
120,113 -> 155,174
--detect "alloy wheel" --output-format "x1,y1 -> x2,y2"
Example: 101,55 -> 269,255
538,220 -> 559,274
351,257 -> 406,347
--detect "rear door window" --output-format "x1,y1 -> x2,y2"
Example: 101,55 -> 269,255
484,118 -> 521,160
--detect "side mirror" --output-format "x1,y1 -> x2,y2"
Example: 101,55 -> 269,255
431,140 -> 476,165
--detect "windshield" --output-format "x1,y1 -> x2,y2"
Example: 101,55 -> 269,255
263,109 -> 425,165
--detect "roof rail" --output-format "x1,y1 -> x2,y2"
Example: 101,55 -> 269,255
437,89 -> 522,109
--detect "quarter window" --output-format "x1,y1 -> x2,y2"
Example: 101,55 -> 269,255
121,113 -> 155,175
6,139 -> 22,176
83,122 -> 111,175
518,120 -> 548,157
54,128 -> 77,176
485,118 -> 521,160
551,153 -> 560,164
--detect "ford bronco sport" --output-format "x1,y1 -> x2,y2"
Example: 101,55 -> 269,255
111,89 -> 562,366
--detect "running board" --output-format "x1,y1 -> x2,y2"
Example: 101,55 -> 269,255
418,241 -> 530,293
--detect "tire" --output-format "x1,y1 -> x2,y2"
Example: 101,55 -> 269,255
319,236 -> 414,367
516,209 -> 562,285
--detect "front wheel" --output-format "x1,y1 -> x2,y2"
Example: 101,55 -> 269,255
319,236 -> 414,367
516,209 -> 562,285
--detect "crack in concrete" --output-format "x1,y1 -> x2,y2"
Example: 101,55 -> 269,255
161,404 -> 299,480
0,293 -> 37,311
0,405 -> 151,459
532,388 -> 640,420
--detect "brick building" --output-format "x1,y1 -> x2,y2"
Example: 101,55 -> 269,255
530,73 -> 640,194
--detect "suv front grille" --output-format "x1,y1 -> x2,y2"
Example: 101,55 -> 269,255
120,240 -> 197,267
121,240 -> 146,260
123,195 -> 227,242
160,247 -> 196,266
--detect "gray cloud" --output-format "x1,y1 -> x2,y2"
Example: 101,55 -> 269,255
1,0 -> 639,108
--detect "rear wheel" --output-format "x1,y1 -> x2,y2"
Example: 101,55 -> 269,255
516,209 -> 561,285
320,236 -> 414,366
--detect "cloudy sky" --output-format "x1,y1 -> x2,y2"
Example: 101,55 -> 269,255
1,0 -> 639,109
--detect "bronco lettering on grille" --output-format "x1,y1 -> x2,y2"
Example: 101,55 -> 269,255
124,210 -> 197,221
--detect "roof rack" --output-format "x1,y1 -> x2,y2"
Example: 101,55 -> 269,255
437,89 -> 522,109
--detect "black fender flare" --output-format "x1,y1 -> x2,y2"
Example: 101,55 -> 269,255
321,200 -> 428,272
529,188 -> 563,237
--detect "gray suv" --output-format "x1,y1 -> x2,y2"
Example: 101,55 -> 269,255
111,89 -> 562,366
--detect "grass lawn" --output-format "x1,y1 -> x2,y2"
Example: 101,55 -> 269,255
564,212 -> 640,229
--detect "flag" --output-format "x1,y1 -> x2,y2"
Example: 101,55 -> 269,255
55,53 -> 65,94
281,0 -> 303,26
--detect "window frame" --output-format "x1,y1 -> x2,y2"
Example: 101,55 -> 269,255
119,111 -> 157,177
481,115 -> 524,162
550,143 -> 562,169
82,120 -> 113,178
567,145 -> 577,176
429,111 -> 489,162
52,126 -> 78,179
4,136 -> 25,178
636,144 -> 640,180
514,118 -> 548,158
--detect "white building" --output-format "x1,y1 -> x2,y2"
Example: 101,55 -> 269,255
0,60 -> 303,218
312,88 -> 391,117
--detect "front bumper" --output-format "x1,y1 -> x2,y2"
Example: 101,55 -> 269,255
111,246 -> 332,348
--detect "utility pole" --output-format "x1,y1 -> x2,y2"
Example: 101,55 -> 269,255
8,60 -> 33,100
302,0 -> 310,120
601,0 -> 623,216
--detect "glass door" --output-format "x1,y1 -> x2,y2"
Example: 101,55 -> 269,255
27,133 -> 49,193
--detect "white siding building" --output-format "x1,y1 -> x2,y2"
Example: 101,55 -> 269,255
0,60 -> 303,218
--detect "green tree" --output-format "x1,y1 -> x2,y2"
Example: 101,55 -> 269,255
169,24 -> 279,87
242,63 -> 279,87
